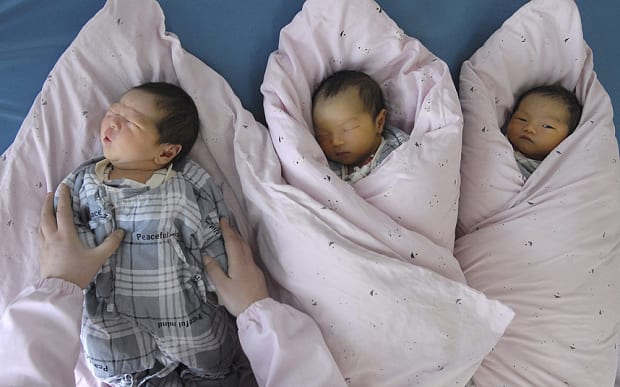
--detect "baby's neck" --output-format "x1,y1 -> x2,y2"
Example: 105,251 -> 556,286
108,165 -> 159,184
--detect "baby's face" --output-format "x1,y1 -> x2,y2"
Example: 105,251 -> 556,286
100,89 -> 166,169
312,87 -> 384,167
506,93 -> 570,161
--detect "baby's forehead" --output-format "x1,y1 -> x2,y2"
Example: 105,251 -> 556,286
113,90 -> 163,122
520,92 -> 564,106
317,87 -> 366,111
118,89 -> 156,107
519,94 -> 568,112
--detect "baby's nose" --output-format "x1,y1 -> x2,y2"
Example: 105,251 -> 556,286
110,116 -> 121,129
523,124 -> 536,134
331,135 -> 345,146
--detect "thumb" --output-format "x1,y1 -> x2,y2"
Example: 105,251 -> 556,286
92,229 -> 125,263
202,255 -> 228,290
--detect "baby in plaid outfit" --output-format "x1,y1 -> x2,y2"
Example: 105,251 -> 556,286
312,70 -> 409,184
57,82 -> 247,386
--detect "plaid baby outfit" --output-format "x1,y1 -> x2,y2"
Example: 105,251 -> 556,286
513,149 -> 541,181
60,157 -> 240,386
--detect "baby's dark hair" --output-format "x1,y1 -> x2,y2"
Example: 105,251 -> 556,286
312,70 -> 385,119
515,85 -> 582,134
131,82 -> 199,163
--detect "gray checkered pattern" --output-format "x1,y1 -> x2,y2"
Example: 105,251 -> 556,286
61,158 -> 239,385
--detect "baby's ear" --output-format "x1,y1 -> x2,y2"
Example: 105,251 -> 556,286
375,108 -> 387,133
155,143 -> 182,166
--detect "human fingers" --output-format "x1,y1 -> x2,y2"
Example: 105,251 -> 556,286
69,229 -> 125,288
39,192 -> 57,238
203,252 -> 268,317
91,229 -> 125,265
219,218 -> 251,264
219,218 -> 239,245
55,184 -> 75,233
202,254 -> 229,290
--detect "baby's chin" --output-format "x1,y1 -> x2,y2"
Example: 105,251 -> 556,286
516,147 -> 545,161
101,148 -> 112,160
330,154 -> 365,166
510,142 -> 535,160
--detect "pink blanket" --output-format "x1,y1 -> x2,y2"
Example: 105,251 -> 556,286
261,0 -> 463,261
241,0 -> 514,385
1,0 -> 514,385
455,0 -> 620,385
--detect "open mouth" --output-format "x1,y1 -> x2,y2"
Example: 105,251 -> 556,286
102,128 -> 113,144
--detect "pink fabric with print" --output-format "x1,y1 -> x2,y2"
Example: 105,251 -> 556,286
0,0 -> 514,385
455,0 -> 620,385
241,0 -> 515,386
262,0 -> 463,261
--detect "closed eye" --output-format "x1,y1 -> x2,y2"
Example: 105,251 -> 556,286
126,120 -> 140,129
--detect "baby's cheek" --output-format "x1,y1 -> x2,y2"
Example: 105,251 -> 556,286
506,128 -> 517,142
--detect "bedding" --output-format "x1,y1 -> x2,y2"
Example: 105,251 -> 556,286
0,0 -> 254,384
236,0 -> 515,385
455,0 -> 620,385
262,0 -> 465,275
1,0 -> 514,385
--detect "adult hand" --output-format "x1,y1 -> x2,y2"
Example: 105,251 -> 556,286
38,184 -> 124,289
202,219 -> 269,317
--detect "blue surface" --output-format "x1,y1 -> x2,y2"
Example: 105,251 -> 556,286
1,0 -> 618,154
